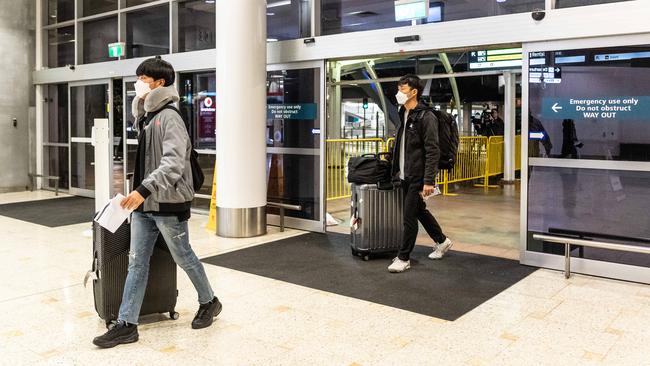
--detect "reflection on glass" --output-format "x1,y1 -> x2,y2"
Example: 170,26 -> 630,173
267,153 -> 320,221
71,143 -> 96,191
528,45 -> 650,161
527,166 -> 650,267
70,85 -> 108,138
126,6 -> 170,58
195,154 -> 215,196
44,146 -> 69,189
48,26 -> 75,68
47,0 -> 74,25
46,84 -> 68,143
267,0 -> 310,41
556,0 -> 633,8
82,17 -> 118,64
266,68 -> 321,221
321,0 -> 544,35
267,69 -> 319,149
83,0 -> 118,17
178,0 -> 216,52
179,72 -> 216,150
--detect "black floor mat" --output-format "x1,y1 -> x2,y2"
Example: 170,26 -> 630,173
0,196 -> 94,227
202,232 -> 536,321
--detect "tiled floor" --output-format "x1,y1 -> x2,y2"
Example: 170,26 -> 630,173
1,191 -> 649,365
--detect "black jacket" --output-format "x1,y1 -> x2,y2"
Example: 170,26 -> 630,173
391,103 -> 441,186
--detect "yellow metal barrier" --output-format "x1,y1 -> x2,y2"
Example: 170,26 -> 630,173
326,138 -> 385,200
326,135 -> 521,200
515,135 -> 521,171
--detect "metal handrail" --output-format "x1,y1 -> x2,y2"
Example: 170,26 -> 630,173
267,202 -> 302,232
532,233 -> 650,279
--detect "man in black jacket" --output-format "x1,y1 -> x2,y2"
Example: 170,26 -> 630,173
388,75 -> 452,273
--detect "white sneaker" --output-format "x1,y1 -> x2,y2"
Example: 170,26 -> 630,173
429,238 -> 453,260
388,257 -> 411,273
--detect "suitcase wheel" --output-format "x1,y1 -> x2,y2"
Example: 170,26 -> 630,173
106,321 -> 116,330
170,311 -> 180,320
351,248 -> 370,261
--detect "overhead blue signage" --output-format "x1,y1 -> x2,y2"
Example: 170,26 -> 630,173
542,97 -> 650,120
267,103 -> 317,120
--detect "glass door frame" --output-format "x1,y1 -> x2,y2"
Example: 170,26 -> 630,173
68,79 -> 113,198
266,60 -> 327,233
520,33 -> 650,284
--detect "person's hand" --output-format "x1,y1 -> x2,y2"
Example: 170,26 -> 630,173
422,184 -> 435,198
121,191 -> 145,211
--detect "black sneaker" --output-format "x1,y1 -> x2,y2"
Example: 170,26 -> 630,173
192,297 -> 223,329
92,322 -> 139,349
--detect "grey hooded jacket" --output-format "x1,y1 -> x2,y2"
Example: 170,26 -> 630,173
131,86 -> 194,213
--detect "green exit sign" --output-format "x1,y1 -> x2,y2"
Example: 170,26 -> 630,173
108,42 -> 125,58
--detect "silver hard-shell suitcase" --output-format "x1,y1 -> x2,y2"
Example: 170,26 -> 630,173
350,184 -> 403,260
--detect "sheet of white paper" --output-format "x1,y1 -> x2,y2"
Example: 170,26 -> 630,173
94,194 -> 132,233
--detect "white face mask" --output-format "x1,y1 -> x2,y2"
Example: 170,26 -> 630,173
134,79 -> 152,98
395,91 -> 410,105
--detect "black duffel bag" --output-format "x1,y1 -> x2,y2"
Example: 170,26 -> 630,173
347,153 -> 392,186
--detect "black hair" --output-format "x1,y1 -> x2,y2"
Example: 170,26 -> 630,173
398,74 -> 424,99
136,57 -> 175,87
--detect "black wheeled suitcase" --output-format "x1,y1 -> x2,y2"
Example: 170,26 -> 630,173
350,184 -> 403,260
89,220 -> 179,328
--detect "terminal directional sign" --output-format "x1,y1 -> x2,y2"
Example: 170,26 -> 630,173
542,97 -> 650,120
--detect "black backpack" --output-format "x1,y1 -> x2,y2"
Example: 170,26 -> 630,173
160,105 -> 206,192
347,153 -> 392,188
418,109 -> 459,170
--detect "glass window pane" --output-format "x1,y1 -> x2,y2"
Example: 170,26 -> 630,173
70,84 -> 108,138
48,26 -> 75,68
44,146 -> 69,189
47,0 -> 74,25
126,5 -> 170,58
83,0 -> 118,17
267,0 -> 310,41
267,69 -> 319,149
179,72 -> 216,150
46,84 -> 68,143
71,143 -> 95,190
321,0 -> 544,35
82,17 -> 118,64
527,166 -> 650,267
556,0 -> 634,8
528,45 -> 650,161
178,0 -> 216,52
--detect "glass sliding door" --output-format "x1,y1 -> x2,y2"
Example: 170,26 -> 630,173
521,40 -> 650,283
69,80 -> 112,198
266,61 -> 326,232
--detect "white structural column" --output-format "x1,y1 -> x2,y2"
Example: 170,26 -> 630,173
503,72 -> 517,182
215,0 -> 268,238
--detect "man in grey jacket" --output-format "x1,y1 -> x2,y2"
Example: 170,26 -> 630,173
93,58 -> 220,348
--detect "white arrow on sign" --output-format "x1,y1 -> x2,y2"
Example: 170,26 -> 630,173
552,103 -> 563,113
529,132 -> 545,139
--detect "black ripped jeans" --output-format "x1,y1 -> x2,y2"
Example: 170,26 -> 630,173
398,178 -> 447,261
